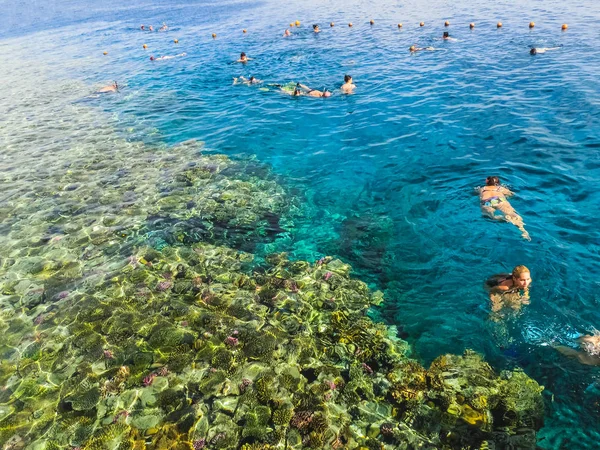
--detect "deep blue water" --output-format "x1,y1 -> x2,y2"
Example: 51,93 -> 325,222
2,0 -> 600,446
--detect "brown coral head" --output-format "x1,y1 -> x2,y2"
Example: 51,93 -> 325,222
290,410 -> 314,430
380,422 -> 395,437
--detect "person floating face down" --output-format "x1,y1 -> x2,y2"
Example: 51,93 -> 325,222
409,45 -> 438,52
233,76 -> 261,85
555,332 -> 600,366
530,46 -> 561,55
97,81 -> 118,93
477,176 -> 530,241
485,265 -> 532,312
292,83 -> 331,98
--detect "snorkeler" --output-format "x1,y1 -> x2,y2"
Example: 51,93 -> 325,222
233,76 -> 262,85
477,176 -> 530,241
97,81 -> 118,93
555,332 -> 600,366
341,74 -> 355,94
295,83 -> 332,97
485,265 -> 532,312
313,24 -> 321,33
409,45 -> 440,52
530,47 -> 561,55
150,53 -> 186,61
237,52 -> 253,63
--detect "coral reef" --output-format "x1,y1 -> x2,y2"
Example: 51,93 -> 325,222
0,241 -> 544,449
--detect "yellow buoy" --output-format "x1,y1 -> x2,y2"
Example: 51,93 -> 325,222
398,23 -> 403,28
143,44 -> 147,49
243,29 -> 247,33
420,22 -> 425,27
174,39 -> 179,44
290,22 -> 294,27
562,23 -> 568,30
348,22 -> 353,27
529,21 -> 535,28
445,20 -> 450,26
295,20 -> 300,26
103,51 -> 108,55
497,22 -> 502,28
212,33 -> 216,38
370,19 -> 374,25
330,22 -> 335,27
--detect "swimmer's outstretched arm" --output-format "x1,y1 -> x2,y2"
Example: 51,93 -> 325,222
296,83 -> 312,92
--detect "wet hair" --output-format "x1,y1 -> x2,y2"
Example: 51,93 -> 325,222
150,56 -> 155,61
530,48 -> 537,55
443,31 -> 449,38
344,74 -> 352,82
240,52 -> 246,58
485,176 -> 500,186
512,265 -> 530,279
313,24 -> 319,30
293,88 -> 301,96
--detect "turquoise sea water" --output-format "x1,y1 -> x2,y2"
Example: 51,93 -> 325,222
2,0 -> 600,447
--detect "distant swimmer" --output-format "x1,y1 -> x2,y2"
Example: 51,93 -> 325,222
140,25 -> 145,30
159,23 -> 168,32
150,53 -> 186,61
485,265 -> 532,312
313,24 -> 321,33
555,332 -> 600,366
283,29 -> 291,37
442,31 -> 457,41
97,81 -> 118,93
295,83 -> 331,97
530,47 -> 561,55
477,176 -> 530,240
409,45 -> 440,52
233,76 -> 262,85
149,25 -> 154,32
274,83 -> 331,98
341,74 -> 355,94
238,52 -> 253,63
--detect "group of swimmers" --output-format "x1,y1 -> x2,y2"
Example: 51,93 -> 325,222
477,176 -> 600,364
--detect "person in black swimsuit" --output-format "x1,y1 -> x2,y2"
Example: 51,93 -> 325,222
477,176 -> 530,241
485,265 -> 532,312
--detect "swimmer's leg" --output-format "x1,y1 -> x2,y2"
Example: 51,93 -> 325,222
497,202 -> 530,240
481,205 -> 503,220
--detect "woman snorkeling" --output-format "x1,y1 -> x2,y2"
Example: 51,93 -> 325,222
555,331 -> 600,366
477,176 -> 530,240
485,265 -> 532,313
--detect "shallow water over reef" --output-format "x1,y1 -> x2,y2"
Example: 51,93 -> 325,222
2,0 -> 600,447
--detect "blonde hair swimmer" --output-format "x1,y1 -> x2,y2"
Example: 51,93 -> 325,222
477,176 -> 530,240
555,331 -> 600,366
485,265 -> 532,312
149,53 -> 186,61
409,45 -> 440,52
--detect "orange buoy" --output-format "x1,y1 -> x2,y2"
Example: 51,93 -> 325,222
348,22 -> 353,27
562,23 -> 568,30
143,44 -> 147,49
330,22 -> 334,27
174,39 -> 179,44
243,29 -> 247,33
370,19 -> 374,25
398,23 -> 403,28
444,20 -> 450,26
529,21 -> 535,28
497,22 -> 503,28
420,22 -> 425,27
212,33 -> 216,38
470,22 -> 475,29
295,20 -> 300,26
103,51 -> 108,55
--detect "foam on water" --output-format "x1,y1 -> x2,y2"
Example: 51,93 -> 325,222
2,0 -> 600,446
